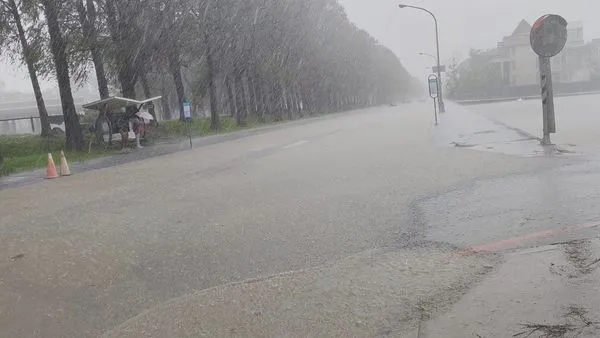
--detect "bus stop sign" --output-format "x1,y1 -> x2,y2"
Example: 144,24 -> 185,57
428,74 -> 439,99
530,14 -> 568,57
428,74 -> 439,126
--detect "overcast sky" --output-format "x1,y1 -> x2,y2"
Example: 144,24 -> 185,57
339,0 -> 600,80
1,0 -> 598,94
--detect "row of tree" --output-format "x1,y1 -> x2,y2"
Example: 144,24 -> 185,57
0,0 -> 417,151
445,49 -> 504,100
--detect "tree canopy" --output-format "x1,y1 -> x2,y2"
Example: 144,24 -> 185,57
445,49 -> 504,100
1,0 -> 417,150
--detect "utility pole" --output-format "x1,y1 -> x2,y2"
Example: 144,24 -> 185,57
399,4 -> 446,113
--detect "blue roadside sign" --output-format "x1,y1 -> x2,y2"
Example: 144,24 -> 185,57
183,99 -> 192,119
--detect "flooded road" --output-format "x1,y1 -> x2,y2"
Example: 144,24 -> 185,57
2,100 -> 600,337
468,93 -> 600,153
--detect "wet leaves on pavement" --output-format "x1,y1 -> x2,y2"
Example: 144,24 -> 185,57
514,305 -> 600,338
10,253 -> 25,261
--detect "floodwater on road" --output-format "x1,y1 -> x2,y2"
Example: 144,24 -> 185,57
467,93 -> 600,153
422,151 -> 600,251
428,96 -> 600,250
2,102 -> 600,337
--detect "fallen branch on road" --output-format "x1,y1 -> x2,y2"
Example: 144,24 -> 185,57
513,323 -> 576,337
514,305 -> 600,337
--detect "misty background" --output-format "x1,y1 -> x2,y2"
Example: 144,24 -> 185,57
1,0 -> 598,93
341,0 -> 600,84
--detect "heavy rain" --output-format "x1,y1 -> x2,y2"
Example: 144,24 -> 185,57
1,0 -> 600,337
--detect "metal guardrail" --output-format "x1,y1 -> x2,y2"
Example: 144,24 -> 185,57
0,115 -> 65,135
0,116 -> 39,134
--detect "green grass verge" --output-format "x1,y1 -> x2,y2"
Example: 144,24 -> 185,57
0,117 -> 281,177
0,134 -> 115,177
144,117 -> 274,144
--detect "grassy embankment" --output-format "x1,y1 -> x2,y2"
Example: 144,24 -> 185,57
0,117 -> 274,177
0,135 -> 112,176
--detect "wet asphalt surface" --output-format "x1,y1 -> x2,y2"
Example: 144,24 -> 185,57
425,105 -> 600,250
0,114 -> 354,191
411,239 -> 600,337
2,101 -> 600,336
469,93 -> 600,153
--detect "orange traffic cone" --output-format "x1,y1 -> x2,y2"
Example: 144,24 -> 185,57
60,150 -> 71,176
46,153 -> 59,179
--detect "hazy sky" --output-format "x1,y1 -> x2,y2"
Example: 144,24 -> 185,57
339,0 -> 600,79
1,0 -> 599,94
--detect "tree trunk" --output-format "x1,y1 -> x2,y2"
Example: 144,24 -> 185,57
141,73 -> 158,122
257,76 -> 269,117
234,79 -> 241,125
262,82 -> 272,118
293,92 -> 301,116
289,83 -> 299,116
42,0 -> 83,151
206,33 -> 219,130
86,0 -> 108,98
249,76 -> 259,118
119,64 -> 137,99
90,48 -> 109,99
8,0 -> 50,137
282,84 -> 292,120
304,88 -> 313,115
252,78 -> 265,122
169,53 -> 185,120
158,74 -> 172,120
106,0 -> 137,102
234,75 -> 247,126
225,75 -> 237,118
77,0 -> 109,99
274,84 -> 284,121
243,75 -> 255,118
141,73 -> 152,98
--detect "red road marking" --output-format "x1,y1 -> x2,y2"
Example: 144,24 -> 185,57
458,221 -> 600,256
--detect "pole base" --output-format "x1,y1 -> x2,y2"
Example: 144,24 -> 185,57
541,135 -> 552,146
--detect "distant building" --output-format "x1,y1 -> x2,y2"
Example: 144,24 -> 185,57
491,20 -> 538,87
550,21 -> 592,83
490,20 -> 593,88
590,39 -> 600,79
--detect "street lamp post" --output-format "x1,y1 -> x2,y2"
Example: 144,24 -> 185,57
399,4 -> 445,113
418,52 -> 436,63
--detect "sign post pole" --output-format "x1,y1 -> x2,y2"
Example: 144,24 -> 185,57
530,14 -> 567,145
187,122 -> 192,149
539,56 -> 556,144
433,97 -> 438,126
183,99 -> 193,149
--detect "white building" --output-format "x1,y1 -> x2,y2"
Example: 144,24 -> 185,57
491,20 -> 592,87
491,20 -> 538,87
551,21 -> 591,83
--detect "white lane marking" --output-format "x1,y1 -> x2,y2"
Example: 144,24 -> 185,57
282,140 -> 309,150
250,146 -> 270,153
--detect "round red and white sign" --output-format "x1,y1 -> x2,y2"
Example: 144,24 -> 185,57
530,14 -> 568,57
